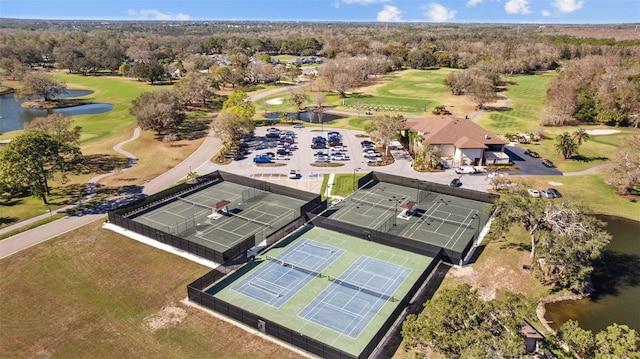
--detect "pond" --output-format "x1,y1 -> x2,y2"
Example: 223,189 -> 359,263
544,215 -> 640,333
264,111 -> 344,124
0,90 -> 114,133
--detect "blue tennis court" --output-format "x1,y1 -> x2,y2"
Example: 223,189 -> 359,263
298,256 -> 411,338
231,239 -> 344,308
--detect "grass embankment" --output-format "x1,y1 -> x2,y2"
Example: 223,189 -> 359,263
0,221 -> 301,359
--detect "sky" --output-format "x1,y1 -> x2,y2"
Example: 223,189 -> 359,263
1,0 -> 638,24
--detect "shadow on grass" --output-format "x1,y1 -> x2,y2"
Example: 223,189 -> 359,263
570,154 -> 608,163
465,244 -> 487,265
78,154 -> 131,174
0,216 -> 18,226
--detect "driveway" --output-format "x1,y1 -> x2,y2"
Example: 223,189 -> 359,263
504,145 -> 562,176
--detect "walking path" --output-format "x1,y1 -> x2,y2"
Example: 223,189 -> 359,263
0,84 -> 301,259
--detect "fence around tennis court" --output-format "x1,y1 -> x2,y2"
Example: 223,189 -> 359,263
187,244 -> 442,359
108,170 -> 326,264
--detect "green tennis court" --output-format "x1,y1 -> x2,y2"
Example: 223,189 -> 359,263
130,181 -> 306,253
208,227 -> 434,357
330,181 -> 491,257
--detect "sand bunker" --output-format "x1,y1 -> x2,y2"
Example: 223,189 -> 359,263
548,181 -> 563,186
586,129 -> 620,135
265,98 -> 283,105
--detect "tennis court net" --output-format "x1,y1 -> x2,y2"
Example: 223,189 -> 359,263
228,211 -> 272,228
330,276 -> 396,302
421,213 -> 474,229
176,196 -> 211,210
266,255 -> 323,277
351,197 -> 398,212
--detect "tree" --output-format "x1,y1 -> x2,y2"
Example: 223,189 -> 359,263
364,114 -> 405,156
221,90 -> 256,120
495,187 -> 611,291
132,62 -> 164,84
558,320 -> 595,358
555,132 -> 578,159
573,128 -> 590,145
130,89 -> 184,134
443,71 -> 473,96
401,285 -> 529,359
467,77 -> 498,110
594,324 -> 639,359
16,72 -> 67,101
313,92 -> 327,127
0,133 -> 78,204
174,72 -> 217,107
23,113 -> 81,145
211,110 -> 255,144
318,57 -> 363,98
607,134 -> 640,195
287,87 -> 308,118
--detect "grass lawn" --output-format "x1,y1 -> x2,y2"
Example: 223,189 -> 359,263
513,173 -> 639,221
0,74 -> 209,225
477,72 -> 554,134
0,221 -> 301,359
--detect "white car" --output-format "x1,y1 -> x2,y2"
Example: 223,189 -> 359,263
455,166 -> 476,174
331,145 -> 346,152
288,170 -> 299,179
365,156 -> 382,163
331,154 -> 349,161
275,154 -> 290,160
527,189 -> 540,198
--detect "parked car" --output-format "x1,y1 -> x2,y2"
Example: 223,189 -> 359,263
542,159 -> 554,167
253,155 -> 272,163
275,154 -> 290,160
315,156 -> 330,163
292,123 -> 304,128
540,189 -> 554,198
330,145 -> 346,152
360,140 -> 373,147
449,178 -> 462,187
364,156 -> 382,163
547,188 -> 562,198
527,189 -> 540,198
331,154 -> 349,161
528,151 -> 540,158
276,149 -> 289,156
264,152 -> 275,158
288,170 -> 299,179
455,166 -> 476,174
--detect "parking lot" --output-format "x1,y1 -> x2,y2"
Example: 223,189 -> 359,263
195,125 -> 506,193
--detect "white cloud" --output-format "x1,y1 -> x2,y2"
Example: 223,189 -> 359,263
552,0 -> 584,13
467,0 -> 483,7
505,0 -> 532,14
541,10 -> 551,16
377,5 -> 402,22
423,3 -> 457,22
342,0 -> 390,4
128,9 -> 190,21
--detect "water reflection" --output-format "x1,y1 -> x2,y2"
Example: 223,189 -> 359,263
0,90 -> 114,133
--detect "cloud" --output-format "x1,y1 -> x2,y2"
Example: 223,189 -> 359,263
504,0 -> 532,14
552,0 -> 585,13
423,3 -> 456,22
128,9 -> 190,21
377,5 -> 402,22
467,0 -> 483,7
342,0 -> 390,4
541,10 -> 551,16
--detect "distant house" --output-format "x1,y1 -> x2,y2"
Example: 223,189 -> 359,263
404,115 -> 509,168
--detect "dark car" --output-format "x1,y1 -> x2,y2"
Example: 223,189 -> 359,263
449,178 -> 462,187
360,140 -> 373,147
528,151 -> 540,158
547,188 -> 562,198
542,159 -> 554,167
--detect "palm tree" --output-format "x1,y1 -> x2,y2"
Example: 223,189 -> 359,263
573,128 -> 590,145
555,132 -> 578,159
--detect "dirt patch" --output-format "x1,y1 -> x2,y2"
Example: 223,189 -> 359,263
548,181 -> 563,186
144,304 -> 187,331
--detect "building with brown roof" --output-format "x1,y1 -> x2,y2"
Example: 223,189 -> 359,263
404,115 -> 510,168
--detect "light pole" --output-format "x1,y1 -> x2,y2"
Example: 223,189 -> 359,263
414,178 -> 421,203
472,211 -> 480,245
352,167 -> 361,192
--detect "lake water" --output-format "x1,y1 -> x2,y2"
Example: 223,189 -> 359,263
0,90 -> 114,133
264,111 -> 343,123
544,215 -> 640,333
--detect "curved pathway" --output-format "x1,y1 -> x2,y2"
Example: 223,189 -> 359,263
562,163 -> 613,176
